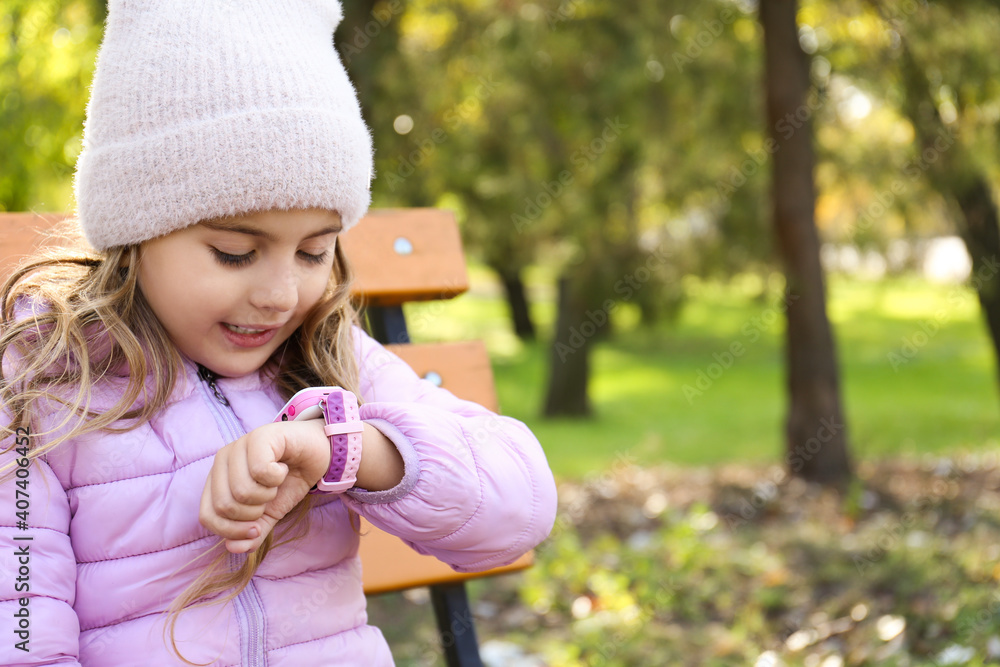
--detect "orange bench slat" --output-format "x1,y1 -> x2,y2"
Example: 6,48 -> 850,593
341,208 -> 469,306
0,210 -> 469,305
360,517 -> 533,596
387,341 -> 499,414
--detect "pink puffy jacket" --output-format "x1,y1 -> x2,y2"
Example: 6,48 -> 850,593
0,326 -> 557,665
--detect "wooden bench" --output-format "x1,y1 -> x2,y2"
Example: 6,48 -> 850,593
0,209 -> 533,667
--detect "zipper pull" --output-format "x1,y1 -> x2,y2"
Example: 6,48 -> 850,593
197,364 -> 230,406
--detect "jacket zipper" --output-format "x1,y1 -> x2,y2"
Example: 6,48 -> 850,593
197,364 -> 230,406
197,364 -> 268,667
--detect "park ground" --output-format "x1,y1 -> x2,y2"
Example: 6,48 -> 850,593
368,269 -> 1000,667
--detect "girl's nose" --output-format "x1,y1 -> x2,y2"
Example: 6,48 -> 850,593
249,270 -> 298,313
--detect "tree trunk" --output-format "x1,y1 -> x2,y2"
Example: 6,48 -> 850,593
954,180 -> 1000,385
543,276 -> 595,417
496,267 -> 536,341
891,31 -> 1000,391
760,0 -> 853,487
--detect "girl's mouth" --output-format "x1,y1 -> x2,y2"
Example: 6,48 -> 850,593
221,323 -> 279,347
225,323 -> 267,335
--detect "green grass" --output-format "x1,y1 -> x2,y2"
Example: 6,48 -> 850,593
404,267 -> 1000,480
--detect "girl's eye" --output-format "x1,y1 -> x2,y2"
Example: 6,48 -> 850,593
211,248 -> 254,267
298,250 -> 329,265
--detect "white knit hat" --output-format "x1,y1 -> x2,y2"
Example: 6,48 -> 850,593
73,0 -> 374,251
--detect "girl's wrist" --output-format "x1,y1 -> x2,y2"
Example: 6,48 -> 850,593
354,422 -> 404,492
291,414 -> 404,493
285,418 -> 333,485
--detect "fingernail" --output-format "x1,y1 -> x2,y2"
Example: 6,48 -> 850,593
248,526 -> 259,538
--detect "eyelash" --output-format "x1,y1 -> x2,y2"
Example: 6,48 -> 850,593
212,249 -> 254,267
299,250 -> 329,265
210,249 -> 329,267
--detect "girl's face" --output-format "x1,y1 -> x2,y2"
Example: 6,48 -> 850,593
137,208 -> 342,378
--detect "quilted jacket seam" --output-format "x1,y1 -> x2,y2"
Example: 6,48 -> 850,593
458,427 -> 539,570
75,533 -> 215,564
0,592 -> 71,606
256,559 -> 353,583
65,451 -> 216,492
427,420 -> 485,544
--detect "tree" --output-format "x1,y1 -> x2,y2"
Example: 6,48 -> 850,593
340,0 -> 774,417
810,0 -> 1000,399
0,0 -> 106,213
760,0 -> 853,486
872,0 -> 1000,393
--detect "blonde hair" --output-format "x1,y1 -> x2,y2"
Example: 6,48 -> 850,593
0,227 -> 362,663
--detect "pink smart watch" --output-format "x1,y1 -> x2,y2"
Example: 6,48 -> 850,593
274,387 -> 364,494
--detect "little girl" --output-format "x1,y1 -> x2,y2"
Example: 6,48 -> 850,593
0,2 -> 557,665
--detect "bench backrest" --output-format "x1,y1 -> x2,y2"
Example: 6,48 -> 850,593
0,209 -> 532,595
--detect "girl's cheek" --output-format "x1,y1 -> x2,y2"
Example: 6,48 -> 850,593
306,283 -> 328,309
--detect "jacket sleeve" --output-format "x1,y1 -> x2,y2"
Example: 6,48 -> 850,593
0,423 -> 82,666
341,327 -> 557,573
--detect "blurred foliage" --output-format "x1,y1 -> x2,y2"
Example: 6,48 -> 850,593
0,0 -> 104,213
3,0 -> 999,300
800,0 -> 1000,253
407,271 -> 999,475
506,461 -> 1000,666
370,457 -> 1000,665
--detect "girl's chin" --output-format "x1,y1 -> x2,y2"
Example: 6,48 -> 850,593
201,357 -> 269,378
195,345 -> 277,379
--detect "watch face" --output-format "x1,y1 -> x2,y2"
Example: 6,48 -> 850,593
274,387 -> 335,422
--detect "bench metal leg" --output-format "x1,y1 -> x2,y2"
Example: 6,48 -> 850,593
366,305 -> 410,344
431,583 -> 484,667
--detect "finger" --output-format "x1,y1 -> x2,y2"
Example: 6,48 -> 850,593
225,536 -> 260,554
199,474 -> 260,541
245,427 -> 290,489
228,436 -> 282,507
226,476 -> 313,554
225,515 -> 275,554
224,508 -> 287,555
209,448 -> 265,523
213,516 -> 262,544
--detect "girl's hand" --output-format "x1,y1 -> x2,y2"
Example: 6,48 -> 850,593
199,419 -> 329,554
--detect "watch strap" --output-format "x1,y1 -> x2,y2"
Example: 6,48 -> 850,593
310,388 -> 363,495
